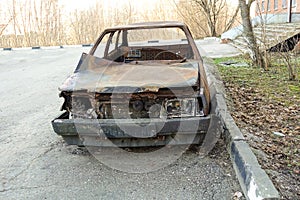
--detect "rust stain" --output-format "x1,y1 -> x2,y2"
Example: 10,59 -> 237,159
59,54 -> 199,93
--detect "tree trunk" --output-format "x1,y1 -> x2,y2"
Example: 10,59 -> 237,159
239,0 -> 266,68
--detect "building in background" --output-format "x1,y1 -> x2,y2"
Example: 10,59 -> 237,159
221,0 -> 300,51
254,0 -> 300,24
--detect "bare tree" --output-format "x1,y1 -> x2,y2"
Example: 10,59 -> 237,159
279,50 -> 298,80
254,0 -> 298,79
35,0 -> 61,46
69,3 -> 104,45
193,0 -> 237,36
19,0 -> 32,46
239,0 -> 267,69
174,1 -> 209,38
0,18 -> 13,36
0,0 -> 192,47
174,0 -> 239,38
7,0 -> 20,47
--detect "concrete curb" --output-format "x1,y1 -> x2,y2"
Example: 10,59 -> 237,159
203,57 -> 280,200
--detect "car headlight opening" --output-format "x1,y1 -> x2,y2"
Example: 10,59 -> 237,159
164,98 -> 201,118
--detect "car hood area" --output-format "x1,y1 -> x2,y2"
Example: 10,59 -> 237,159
59,54 -> 200,93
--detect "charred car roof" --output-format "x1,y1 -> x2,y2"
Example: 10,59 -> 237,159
105,21 -> 187,31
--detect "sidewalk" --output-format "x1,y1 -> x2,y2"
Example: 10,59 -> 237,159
196,38 -> 242,58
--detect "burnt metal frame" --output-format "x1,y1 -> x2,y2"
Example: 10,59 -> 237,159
90,21 -> 202,61
52,21 -> 212,147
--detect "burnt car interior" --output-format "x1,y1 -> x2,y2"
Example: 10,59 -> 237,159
92,27 -> 194,63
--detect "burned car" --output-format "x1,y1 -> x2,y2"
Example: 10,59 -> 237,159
52,21 -> 213,147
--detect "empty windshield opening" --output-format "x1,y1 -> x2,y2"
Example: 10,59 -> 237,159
93,27 -> 194,62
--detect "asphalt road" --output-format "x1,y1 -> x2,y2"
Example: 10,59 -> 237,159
0,46 -> 242,199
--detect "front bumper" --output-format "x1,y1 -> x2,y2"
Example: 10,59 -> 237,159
51,112 -> 211,147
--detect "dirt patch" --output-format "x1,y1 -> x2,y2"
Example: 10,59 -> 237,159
215,59 -> 300,199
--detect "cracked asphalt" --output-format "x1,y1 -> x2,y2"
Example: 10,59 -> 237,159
0,46 -> 242,199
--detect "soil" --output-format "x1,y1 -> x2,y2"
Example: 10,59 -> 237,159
216,60 -> 300,199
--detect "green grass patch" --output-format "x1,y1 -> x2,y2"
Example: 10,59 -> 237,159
214,57 -> 300,106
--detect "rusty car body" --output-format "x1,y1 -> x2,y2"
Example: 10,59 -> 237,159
51,21 -> 214,147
